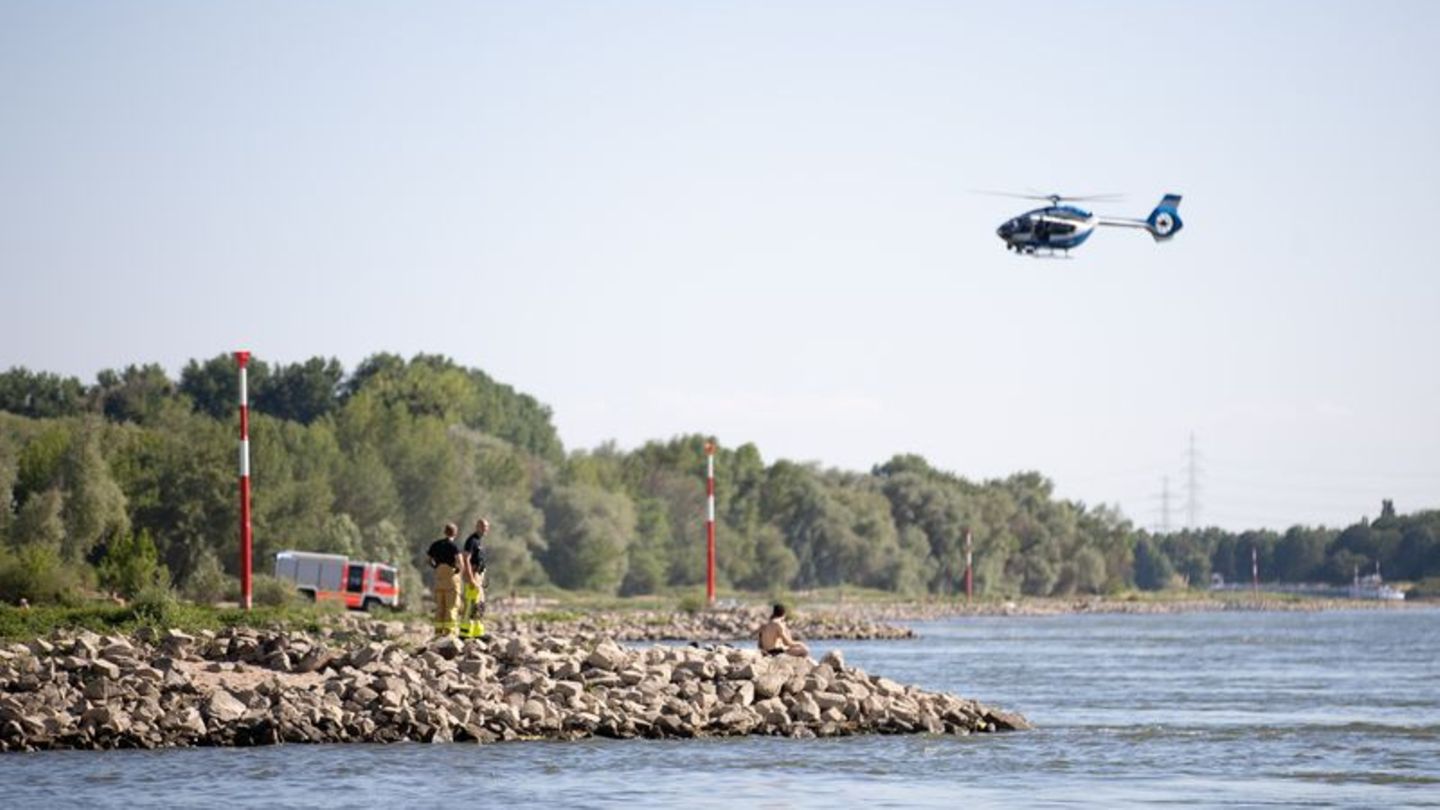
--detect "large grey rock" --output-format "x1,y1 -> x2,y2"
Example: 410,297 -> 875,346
294,647 -> 334,673
836,680 -> 871,701
503,637 -> 533,661
731,681 -> 755,706
582,669 -> 623,688
348,644 -> 384,669
790,693 -> 822,723
205,689 -> 248,723
553,680 -> 584,702
520,699 -> 547,723
985,709 -> 1032,731
431,636 -> 463,660
872,676 -> 903,697
753,698 -> 788,724
83,678 -> 113,701
162,706 -> 207,737
585,641 -> 627,672
752,670 -> 788,700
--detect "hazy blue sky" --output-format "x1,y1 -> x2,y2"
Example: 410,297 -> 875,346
2,1 -> 1437,532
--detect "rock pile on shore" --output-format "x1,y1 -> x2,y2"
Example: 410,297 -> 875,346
489,606 -> 915,642
0,625 -> 1026,752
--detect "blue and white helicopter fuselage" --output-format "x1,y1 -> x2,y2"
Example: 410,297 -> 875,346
994,194 -> 1183,256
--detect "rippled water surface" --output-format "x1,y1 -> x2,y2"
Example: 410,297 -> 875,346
3,610 -> 1438,808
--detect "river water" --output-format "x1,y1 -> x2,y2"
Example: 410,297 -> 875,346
2,609 -> 1437,808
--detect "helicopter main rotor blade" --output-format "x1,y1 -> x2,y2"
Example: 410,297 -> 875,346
972,189 -> 1127,203
969,189 -> 1056,201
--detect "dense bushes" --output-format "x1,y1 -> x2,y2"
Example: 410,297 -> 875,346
1,356 -> 1435,606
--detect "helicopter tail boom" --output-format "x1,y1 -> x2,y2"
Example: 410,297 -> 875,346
1096,193 -> 1184,241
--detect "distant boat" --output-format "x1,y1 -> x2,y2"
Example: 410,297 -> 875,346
1350,570 -> 1405,601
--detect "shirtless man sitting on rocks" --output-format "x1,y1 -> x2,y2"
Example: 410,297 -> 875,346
757,603 -> 809,657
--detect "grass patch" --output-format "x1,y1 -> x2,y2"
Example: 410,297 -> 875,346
512,609 -> 585,624
0,600 -> 366,642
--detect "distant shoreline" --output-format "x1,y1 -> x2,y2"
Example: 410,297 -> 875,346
473,594 -> 1432,645
780,595 -> 1433,625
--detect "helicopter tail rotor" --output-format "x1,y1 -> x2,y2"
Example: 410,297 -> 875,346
1145,194 -> 1184,240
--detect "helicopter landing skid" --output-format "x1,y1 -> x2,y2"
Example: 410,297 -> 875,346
1015,247 -> 1072,259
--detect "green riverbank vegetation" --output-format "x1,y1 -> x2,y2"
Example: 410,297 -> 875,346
2,355 -> 1437,611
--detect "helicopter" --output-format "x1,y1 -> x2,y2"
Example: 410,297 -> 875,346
985,192 -> 1184,256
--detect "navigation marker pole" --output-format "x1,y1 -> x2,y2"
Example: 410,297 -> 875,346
1251,545 -> 1259,599
705,440 -> 716,604
237,351 -> 254,611
964,529 -> 973,604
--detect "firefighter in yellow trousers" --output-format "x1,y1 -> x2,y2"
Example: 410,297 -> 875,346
460,518 -> 490,638
426,523 -> 468,636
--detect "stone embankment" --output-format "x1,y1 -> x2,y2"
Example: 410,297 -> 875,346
489,606 -> 915,642
0,625 -> 1026,752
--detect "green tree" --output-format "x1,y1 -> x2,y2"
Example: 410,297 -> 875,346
1395,526 -> 1439,580
91,364 -> 175,424
2,487 -> 84,603
621,497 -> 670,595
13,424 -> 70,508
258,357 -> 344,424
332,445 -> 402,530
749,525 -> 799,592
1275,527 -> 1328,581
246,414 -> 340,565
109,409 -> 234,586
873,457 -> 977,594
1159,529 -> 1218,588
182,549 -> 237,604
0,543 -> 83,604
311,513 -> 363,557
0,431 -> 18,543
360,519 -> 424,607
10,487 -> 65,551
180,353 -> 270,420
56,420 -> 130,562
1072,546 -> 1107,594
97,529 -> 169,598
1133,536 -> 1174,590
0,368 -> 87,418
539,485 -> 634,593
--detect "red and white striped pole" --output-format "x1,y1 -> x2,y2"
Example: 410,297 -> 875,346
705,440 -> 716,604
1251,545 -> 1259,598
236,351 -> 253,611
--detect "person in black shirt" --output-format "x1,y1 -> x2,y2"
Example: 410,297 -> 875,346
459,518 -> 490,638
426,523 -> 468,636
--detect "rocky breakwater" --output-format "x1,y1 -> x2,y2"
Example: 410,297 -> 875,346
0,626 -> 1027,751
490,606 -> 916,643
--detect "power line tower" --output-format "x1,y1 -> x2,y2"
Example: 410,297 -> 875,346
1184,432 -> 1202,530
1160,476 -> 1173,533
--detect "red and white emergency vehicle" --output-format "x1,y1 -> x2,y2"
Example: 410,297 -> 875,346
274,550 -> 401,611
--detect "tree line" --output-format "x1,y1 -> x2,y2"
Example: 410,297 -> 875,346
1,355 -> 1436,605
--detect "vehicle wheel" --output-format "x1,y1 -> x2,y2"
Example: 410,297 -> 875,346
362,597 -> 378,612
